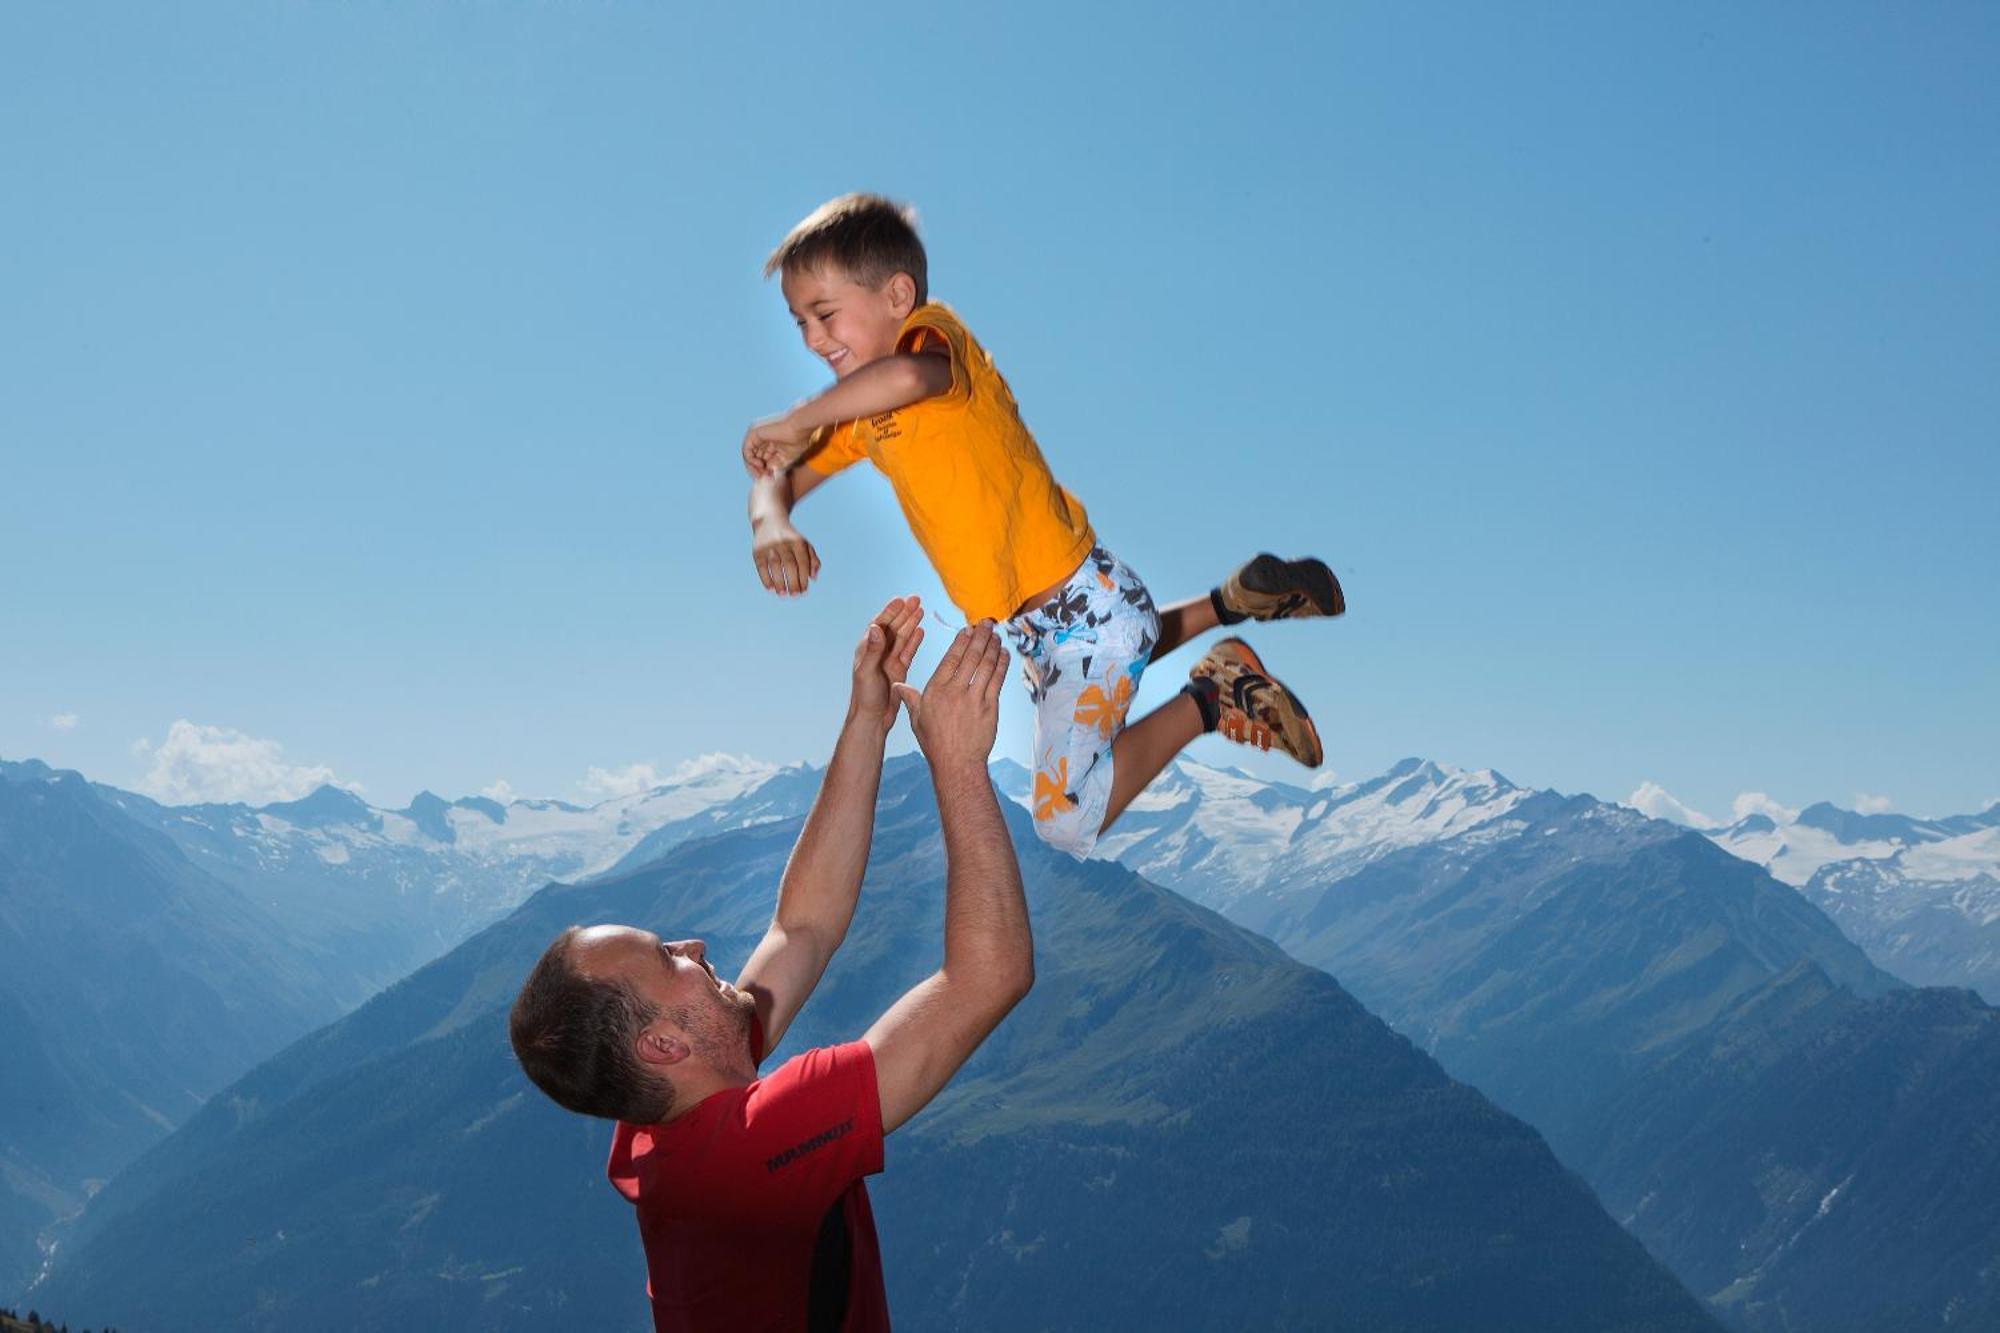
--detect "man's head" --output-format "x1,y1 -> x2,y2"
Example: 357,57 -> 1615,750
765,193 -> 927,380
509,925 -> 757,1124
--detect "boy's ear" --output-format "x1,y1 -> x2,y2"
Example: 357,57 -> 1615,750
884,271 -> 918,317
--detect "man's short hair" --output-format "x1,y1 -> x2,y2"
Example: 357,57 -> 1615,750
764,193 -> 928,306
510,926 -> 673,1123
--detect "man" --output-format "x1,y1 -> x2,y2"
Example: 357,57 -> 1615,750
510,597 -> 1033,1332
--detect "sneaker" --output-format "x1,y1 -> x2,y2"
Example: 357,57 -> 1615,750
1215,553 -> 1345,623
1189,638 -> 1323,768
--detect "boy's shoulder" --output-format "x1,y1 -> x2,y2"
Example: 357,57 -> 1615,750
902,300 -> 977,341
894,300 -> 969,363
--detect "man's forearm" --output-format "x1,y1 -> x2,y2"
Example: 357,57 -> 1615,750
932,759 -> 1033,990
769,708 -> 890,941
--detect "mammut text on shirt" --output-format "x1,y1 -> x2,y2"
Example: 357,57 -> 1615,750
606,1037 -> 889,1332
802,302 -> 1096,623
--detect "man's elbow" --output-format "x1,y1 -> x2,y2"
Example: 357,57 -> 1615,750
946,955 -> 1035,1015
994,956 -> 1035,1010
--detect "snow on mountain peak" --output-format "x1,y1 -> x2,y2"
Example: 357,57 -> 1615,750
1707,798 -> 1995,888
1096,756 -> 1533,916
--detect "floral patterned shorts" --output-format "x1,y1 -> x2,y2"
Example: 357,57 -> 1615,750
1006,545 -> 1160,858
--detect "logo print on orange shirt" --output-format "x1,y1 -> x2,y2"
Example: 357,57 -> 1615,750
866,410 -> 901,443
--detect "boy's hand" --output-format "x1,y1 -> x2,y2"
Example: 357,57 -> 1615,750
752,517 -> 821,597
893,622 -> 1005,774
850,596 -> 925,730
742,413 -> 815,478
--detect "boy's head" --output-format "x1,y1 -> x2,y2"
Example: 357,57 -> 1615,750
765,193 -> 928,379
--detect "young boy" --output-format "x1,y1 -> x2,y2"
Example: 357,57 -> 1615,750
743,193 -> 1343,859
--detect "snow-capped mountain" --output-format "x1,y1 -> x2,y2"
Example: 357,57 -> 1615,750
1001,755 -> 1535,934
81,754 -> 818,1002
1704,800 -> 2000,999
1707,801 -> 2000,888
101,753 -> 786,909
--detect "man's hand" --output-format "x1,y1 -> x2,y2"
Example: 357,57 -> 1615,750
751,516 -> 821,597
893,621 -> 1005,772
851,596 -> 925,730
742,413 -> 815,478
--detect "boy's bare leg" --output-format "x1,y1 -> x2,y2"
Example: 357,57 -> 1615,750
1099,693 -> 1204,831
1152,596 -> 1221,659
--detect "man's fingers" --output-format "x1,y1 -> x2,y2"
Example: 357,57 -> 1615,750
964,624 -> 1003,692
893,624 -> 925,674
806,542 -> 822,579
930,624 -> 975,689
891,682 -> 922,718
966,627 -> 1004,694
983,644 -> 1007,704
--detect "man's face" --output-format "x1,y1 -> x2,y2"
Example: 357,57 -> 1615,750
569,925 -> 755,1069
781,263 -> 912,379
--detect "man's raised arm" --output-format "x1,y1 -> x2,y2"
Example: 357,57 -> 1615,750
863,622 -> 1034,1133
735,596 -> 925,1051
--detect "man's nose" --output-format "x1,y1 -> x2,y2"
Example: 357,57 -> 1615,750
670,938 -> 706,963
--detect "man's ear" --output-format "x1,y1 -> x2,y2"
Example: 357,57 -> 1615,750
884,271 -> 918,318
635,1026 -> 690,1069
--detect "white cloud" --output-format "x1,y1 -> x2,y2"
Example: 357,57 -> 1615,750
480,779 -> 518,803
49,712 -> 79,731
665,752 -> 769,783
1625,781 -> 1718,828
135,720 -> 357,806
1731,791 -> 1798,824
1853,792 -> 1894,815
581,762 -> 668,799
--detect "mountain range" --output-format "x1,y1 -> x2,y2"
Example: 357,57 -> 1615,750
0,753 -> 819,1300
1039,759 -> 2000,1331
28,758 -> 1718,1332
1702,799 -> 2000,1002
10,747 -> 2000,1330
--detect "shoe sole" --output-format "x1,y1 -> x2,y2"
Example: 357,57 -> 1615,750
1240,553 -> 1346,618
1212,637 -> 1324,768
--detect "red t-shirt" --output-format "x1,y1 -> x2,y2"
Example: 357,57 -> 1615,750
606,1021 -> 890,1332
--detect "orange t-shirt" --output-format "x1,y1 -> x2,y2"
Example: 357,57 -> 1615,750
802,303 -> 1095,622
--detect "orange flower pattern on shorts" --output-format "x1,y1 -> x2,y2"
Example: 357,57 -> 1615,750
1034,758 -> 1077,822
1073,673 -> 1135,742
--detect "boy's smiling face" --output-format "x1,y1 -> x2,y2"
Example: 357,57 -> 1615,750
782,263 -> 917,379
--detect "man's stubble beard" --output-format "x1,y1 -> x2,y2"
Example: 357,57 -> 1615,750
676,988 -> 758,1076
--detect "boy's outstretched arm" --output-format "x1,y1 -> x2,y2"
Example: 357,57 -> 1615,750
748,466 -> 827,597
742,350 -> 953,477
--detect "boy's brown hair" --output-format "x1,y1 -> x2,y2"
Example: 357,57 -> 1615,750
764,193 -> 928,305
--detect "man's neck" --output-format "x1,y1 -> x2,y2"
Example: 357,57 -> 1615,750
660,1061 -> 756,1123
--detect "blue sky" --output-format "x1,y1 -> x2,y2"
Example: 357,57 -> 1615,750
3,3 -> 1995,820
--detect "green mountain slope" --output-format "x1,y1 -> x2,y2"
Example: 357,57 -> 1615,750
1259,792 -> 2000,1331
37,760 -> 1716,1332
0,762 -> 353,1297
